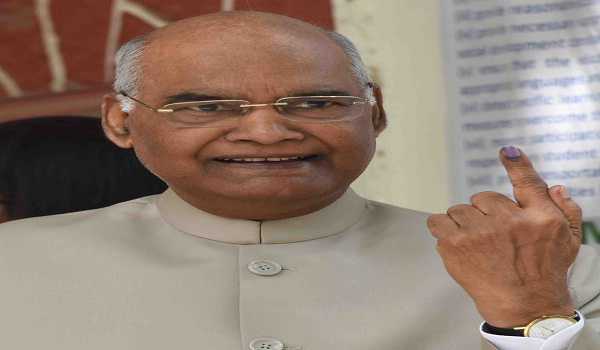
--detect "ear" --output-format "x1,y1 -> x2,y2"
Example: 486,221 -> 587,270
101,94 -> 134,149
370,83 -> 387,136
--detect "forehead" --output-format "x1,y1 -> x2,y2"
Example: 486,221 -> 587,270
140,23 -> 358,99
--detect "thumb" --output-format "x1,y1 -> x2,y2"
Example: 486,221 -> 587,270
548,185 -> 583,241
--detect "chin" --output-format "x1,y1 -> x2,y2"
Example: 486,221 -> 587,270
214,180 -> 338,203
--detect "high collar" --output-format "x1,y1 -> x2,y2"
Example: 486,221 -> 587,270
155,188 -> 368,245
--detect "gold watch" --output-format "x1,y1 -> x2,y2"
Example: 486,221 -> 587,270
517,313 -> 579,339
482,312 -> 579,339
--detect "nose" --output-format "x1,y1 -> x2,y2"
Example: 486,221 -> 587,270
224,107 -> 305,144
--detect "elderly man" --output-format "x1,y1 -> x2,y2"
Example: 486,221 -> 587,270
0,11 -> 598,350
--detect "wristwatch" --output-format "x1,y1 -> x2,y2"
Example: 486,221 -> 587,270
482,313 -> 580,339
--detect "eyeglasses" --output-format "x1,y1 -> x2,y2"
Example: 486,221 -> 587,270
118,90 -> 376,127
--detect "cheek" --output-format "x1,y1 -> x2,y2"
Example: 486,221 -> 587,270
343,132 -> 376,176
311,120 -> 376,177
129,117 -> 220,180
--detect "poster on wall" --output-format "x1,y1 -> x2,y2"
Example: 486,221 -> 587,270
441,0 -> 600,245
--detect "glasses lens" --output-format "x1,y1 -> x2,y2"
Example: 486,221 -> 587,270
278,96 -> 366,121
165,100 -> 246,125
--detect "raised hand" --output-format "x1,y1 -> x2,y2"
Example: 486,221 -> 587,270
427,146 -> 582,327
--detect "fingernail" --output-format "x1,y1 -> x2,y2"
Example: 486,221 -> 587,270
560,186 -> 571,199
501,146 -> 521,160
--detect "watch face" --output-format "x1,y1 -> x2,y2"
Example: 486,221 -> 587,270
527,318 -> 576,339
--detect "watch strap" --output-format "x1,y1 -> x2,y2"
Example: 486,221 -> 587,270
482,313 -> 580,337
482,322 -> 526,336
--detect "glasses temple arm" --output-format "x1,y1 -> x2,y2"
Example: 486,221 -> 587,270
118,91 -> 166,112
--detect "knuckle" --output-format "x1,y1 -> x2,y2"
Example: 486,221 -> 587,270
470,191 -> 494,204
515,173 -> 547,191
427,214 -> 452,236
508,212 -> 524,226
470,191 -> 512,206
426,215 -> 442,228
502,211 -> 527,229
532,212 -> 565,229
447,204 -> 471,215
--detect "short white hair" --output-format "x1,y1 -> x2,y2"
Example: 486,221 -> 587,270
326,31 -> 372,92
113,31 -> 372,112
114,35 -> 146,113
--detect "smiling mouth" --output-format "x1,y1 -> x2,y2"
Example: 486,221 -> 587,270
214,155 -> 320,163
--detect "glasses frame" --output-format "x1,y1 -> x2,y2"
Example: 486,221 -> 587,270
117,87 -> 376,124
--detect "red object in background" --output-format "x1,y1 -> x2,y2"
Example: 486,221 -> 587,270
0,0 -> 333,121
0,0 -> 53,96
50,0 -> 113,88
117,0 -> 223,51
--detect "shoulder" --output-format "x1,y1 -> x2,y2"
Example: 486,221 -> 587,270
0,194 -> 162,243
366,199 -> 431,224
0,194 -> 171,272
347,197 -> 437,253
358,198 -> 432,237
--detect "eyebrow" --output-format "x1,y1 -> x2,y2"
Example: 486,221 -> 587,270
290,89 -> 353,97
164,92 -> 227,104
164,89 -> 356,104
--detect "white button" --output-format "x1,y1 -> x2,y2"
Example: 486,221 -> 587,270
248,337 -> 284,350
248,260 -> 283,276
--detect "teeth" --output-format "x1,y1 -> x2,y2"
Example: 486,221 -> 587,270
267,157 -> 300,161
219,156 -> 306,162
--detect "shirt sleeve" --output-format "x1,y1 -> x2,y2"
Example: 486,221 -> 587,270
480,311 -> 584,350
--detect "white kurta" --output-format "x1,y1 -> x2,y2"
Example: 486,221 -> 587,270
0,189 -> 598,349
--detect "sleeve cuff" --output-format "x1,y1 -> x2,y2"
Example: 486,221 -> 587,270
480,311 -> 585,350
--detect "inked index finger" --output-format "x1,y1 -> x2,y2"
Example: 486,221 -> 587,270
499,146 -> 550,208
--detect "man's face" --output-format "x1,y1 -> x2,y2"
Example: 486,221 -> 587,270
112,18 -> 384,219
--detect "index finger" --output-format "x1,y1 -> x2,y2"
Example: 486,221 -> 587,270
499,146 -> 550,208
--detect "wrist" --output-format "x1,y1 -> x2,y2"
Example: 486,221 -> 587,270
478,301 -> 575,328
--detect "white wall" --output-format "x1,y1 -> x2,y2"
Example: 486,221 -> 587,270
333,0 -> 450,213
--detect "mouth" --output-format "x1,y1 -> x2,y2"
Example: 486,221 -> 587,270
213,154 -> 321,164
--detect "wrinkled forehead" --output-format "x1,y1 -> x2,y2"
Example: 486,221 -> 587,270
139,21 -> 358,99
